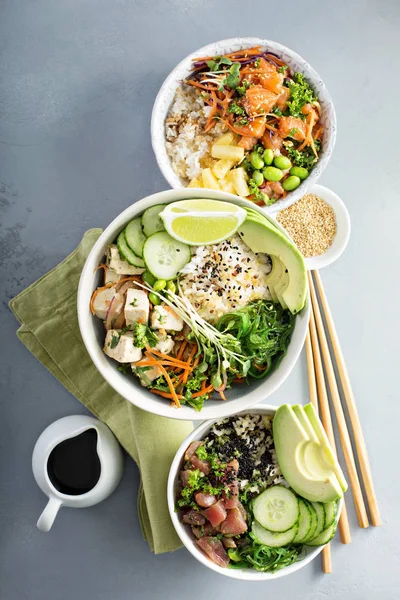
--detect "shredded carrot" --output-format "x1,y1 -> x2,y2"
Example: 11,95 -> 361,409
219,390 -> 227,400
176,340 -> 188,361
193,47 -> 263,62
192,356 -> 200,369
117,275 -> 143,286
153,363 -> 181,408
192,384 -> 214,398
233,378 -> 245,383
264,123 -> 277,132
313,125 -> 323,141
145,348 -> 191,369
186,79 -> 218,92
94,263 -> 107,274
134,359 -> 190,370
265,52 -> 286,67
150,389 -> 184,400
297,110 -> 315,152
254,362 -> 269,371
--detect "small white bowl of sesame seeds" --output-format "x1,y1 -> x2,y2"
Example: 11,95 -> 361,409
276,184 -> 351,270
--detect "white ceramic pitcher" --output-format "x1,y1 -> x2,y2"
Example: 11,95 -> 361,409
32,415 -> 123,532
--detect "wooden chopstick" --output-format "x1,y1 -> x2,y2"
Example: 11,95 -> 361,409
308,272 -> 369,528
313,271 -> 381,527
308,309 -> 352,545
305,329 -> 333,573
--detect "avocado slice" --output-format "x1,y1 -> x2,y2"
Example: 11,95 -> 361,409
293,405 -> 319,442
273,404 -> 344,503
303,404 -> 348,492
238,217 -> 307,314
265,256 -> 285,304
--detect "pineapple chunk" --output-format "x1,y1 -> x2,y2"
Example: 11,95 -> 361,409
228,168 -> 250,197
187,177 -> 203,188
218,178 -> 236,194
214,132 -> 235,146
211,144 -> 244,162
212,159 -> 234,180
201,168 -> 220,190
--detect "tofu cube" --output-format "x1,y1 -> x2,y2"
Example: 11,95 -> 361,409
155,334 -> 175,355
104,267 -> 121,285
104,330 -> 142,363
132,364 -> 161,387
151,304 -> 183,331
107,245 -> 145,275
124,289 -> 150,325
92,287 -> 116,320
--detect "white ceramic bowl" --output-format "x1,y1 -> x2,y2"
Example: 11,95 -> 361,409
168,404 -> 342,580
299,184 -> 351,271
151,37 -> 337,214
77,188 -> 310,421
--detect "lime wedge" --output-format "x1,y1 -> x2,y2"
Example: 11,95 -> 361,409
160,199 -> 246,245
167,199 -> 245,214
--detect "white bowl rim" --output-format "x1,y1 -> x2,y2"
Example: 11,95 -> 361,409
168,403 -> 343,580
77,188 -> 310,421
301,184 -> 351,270
151,36 -> 337,214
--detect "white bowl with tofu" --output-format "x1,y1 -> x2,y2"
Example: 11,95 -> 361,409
78,188 -> 310,421
151,37 -> 336,213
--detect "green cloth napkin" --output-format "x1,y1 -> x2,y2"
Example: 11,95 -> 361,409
9,229 -> 193,554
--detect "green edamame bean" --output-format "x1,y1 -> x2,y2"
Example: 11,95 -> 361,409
252,170 -> 264,186
153,279 -> 166,292
289,166 -> 309,180
149,292 -> 161,305
263,166 -> 283,182
282,175 -> 301,191
166,280 -> 176,294
142,271 -> 156,286
250,151 -> 264,170
263,149 -> 274,165
274,155 -> 292,170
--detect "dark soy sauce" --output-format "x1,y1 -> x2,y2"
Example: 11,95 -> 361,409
47,429 -> 101,495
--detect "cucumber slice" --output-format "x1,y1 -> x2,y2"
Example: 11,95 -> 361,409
302,500 -> 318,542
252,520 -> 298,547
306,520 -> 337,546
117,231 -> 145,267
292,499 -> 312,544
323,501 -> 337,528
125,218 -> 146,258
142,205 -> 166,237
253,486 -> 299,533
143,231 -> 190,280
311,502 -> 326,537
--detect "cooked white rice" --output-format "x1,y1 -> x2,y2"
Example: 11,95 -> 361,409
179,235 -> 272,324
204,413 -> 287,492
165,85 -> 227,182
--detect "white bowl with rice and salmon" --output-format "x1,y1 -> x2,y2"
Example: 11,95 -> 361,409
168,404 -> 346,580
151,38 -> 336,213
78,189 -> 310,420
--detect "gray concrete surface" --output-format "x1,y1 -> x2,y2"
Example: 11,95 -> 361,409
1,1 -> 399,598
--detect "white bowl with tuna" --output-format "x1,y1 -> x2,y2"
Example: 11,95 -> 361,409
151,37 -> 336,214
168,405 -> 342,580
77,188 -> 310,421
